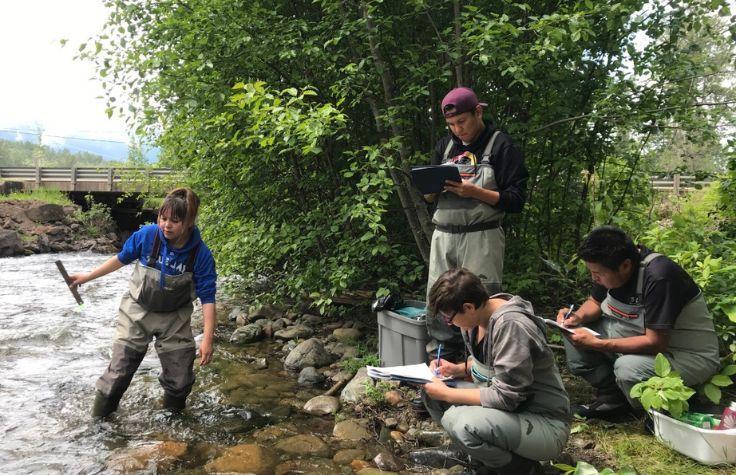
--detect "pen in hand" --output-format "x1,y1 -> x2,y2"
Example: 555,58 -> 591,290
563,304 -> 575,323
434,343 -> 443,376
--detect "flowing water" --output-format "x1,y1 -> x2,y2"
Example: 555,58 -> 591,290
0,252 -> 356,474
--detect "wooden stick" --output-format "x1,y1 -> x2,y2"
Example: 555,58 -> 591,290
55,260 -> 84,305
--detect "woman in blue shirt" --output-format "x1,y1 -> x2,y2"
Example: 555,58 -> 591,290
70,188 -> 217,417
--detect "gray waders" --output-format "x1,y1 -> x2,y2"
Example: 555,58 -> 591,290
93,233 -> 199,417
426,132 -> 505,359
424,304 -> 569,472
564,253 -> 721,407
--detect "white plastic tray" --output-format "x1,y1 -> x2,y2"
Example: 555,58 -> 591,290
651,410 -> 736,465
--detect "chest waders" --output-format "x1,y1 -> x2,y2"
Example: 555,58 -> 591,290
423,301 -> 570,472
93,232 -> 200,417
564,253 -> 720,406
426,132 -> 506,354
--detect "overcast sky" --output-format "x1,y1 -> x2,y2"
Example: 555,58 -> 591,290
0,0 -> 128,147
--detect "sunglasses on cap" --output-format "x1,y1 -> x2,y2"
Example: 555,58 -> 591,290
439,310 -> 457,326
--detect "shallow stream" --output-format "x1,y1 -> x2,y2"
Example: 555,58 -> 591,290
0,252 -> 377,474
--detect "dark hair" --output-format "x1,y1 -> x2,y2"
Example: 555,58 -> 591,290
158,187 -> 200,229
578,226 -> 641,270
428,268 -> 489,316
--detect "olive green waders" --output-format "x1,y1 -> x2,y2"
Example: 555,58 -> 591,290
564,253 -> 720,407
93,235 -> 199,417
426,132 -> 505,357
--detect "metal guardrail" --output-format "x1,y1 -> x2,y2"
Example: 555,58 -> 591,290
650,175 -> 714,194
0,167 -> 177,192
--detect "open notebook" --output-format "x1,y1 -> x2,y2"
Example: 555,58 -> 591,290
543,319 -> 600,337
367,363 -> 455,386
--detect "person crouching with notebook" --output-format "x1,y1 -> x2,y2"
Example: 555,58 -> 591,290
423,268 -> 570,475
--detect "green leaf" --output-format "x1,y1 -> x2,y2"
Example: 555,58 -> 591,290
654,353 -> 671,377
710,374 -> 733,387
703,383 -> 721,404
721,365 -> 736,376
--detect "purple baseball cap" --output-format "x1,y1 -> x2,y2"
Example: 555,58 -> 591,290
441,87 -> 488,118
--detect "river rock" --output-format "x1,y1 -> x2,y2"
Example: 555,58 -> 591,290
229,323 -> 263,344
25,203 -> 65,223
333,448 -> 366,465
357,468 -> 398,475
373,451 -> 402,472
333,418 -> 372,442
228,306 -> 246,322
300,313 -> 322,325
204,444 -> 277,474
272,317 -> 288,332
275,458 -> 341,475
298,366 -> 325,386
303,395 -> 339,416
284,338 -> 334,371
105,441 -> 188,473
384,390 -> 403,406
340,367 -> 372,404
274,434 -> 330,457
0,230 -> 23,256
332,327 -> 362,341
251,423 -> 298,442
273,324 -> 313,340
0,181 -> 22,195
248,303 -> 283,320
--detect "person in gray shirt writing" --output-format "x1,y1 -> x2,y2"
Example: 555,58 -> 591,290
423,268 -> 570,475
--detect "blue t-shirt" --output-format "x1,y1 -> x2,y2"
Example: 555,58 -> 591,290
117,224 -> 217,304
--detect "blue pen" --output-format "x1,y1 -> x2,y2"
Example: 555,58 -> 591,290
435,344 -> 443,376
564,304 -> 575,320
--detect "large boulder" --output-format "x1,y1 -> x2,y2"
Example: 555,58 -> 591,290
0,230 -> 23,257
0,181 -> 23,195
283,338 -> 334,371
25,203 -> 65,223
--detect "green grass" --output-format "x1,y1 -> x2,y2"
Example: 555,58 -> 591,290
2,188 -> 73,206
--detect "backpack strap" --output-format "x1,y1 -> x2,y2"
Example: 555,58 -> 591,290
147,230 -> 161,268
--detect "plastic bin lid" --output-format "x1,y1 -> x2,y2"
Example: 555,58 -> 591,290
393,306 -> 427,319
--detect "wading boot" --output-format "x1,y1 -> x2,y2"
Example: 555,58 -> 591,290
91,391 -> 120,418
162,394 -> 187,413
495,453 -> 543,475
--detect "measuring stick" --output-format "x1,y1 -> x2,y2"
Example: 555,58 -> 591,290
55,260 -> 84,305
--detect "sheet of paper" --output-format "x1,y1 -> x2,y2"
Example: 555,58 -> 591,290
542,318 -> 600,337
367,363 -> 438,383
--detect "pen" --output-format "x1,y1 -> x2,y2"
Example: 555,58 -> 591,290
564,304 -> 575,320
435,343 -> 442,376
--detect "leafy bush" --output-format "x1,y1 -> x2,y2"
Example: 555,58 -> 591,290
74,194 -> 115,238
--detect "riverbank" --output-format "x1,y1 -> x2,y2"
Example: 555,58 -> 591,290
0,198 -> 118,256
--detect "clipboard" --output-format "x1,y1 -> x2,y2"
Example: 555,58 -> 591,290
542,318 -> 600,337
410,165 -> 461,194
55,260 -> 84,305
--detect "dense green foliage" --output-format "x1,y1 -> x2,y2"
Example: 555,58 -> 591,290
0,139 -> 117,167
83,0 -> 735,325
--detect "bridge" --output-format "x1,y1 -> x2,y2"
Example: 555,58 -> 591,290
0,166 -> 176,192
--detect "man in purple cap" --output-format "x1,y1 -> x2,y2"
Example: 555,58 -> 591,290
424,87 -> 528,359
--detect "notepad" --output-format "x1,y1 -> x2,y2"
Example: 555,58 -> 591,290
410,165 -> 462,194
543,319 -> 600,337
366,363 -> 456,386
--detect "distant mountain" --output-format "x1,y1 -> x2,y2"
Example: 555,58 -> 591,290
0,129 -> 159,163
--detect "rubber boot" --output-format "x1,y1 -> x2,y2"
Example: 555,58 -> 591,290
495,452 -> 543,475
91,391 -> 120,418
162,393 -> 187,412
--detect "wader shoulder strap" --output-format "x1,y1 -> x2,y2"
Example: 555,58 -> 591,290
185,243 -> 201,273
442,140 -> 454,162
635,252 -> 662,297
480,130 -> 501,164
147,231 -> 162,267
